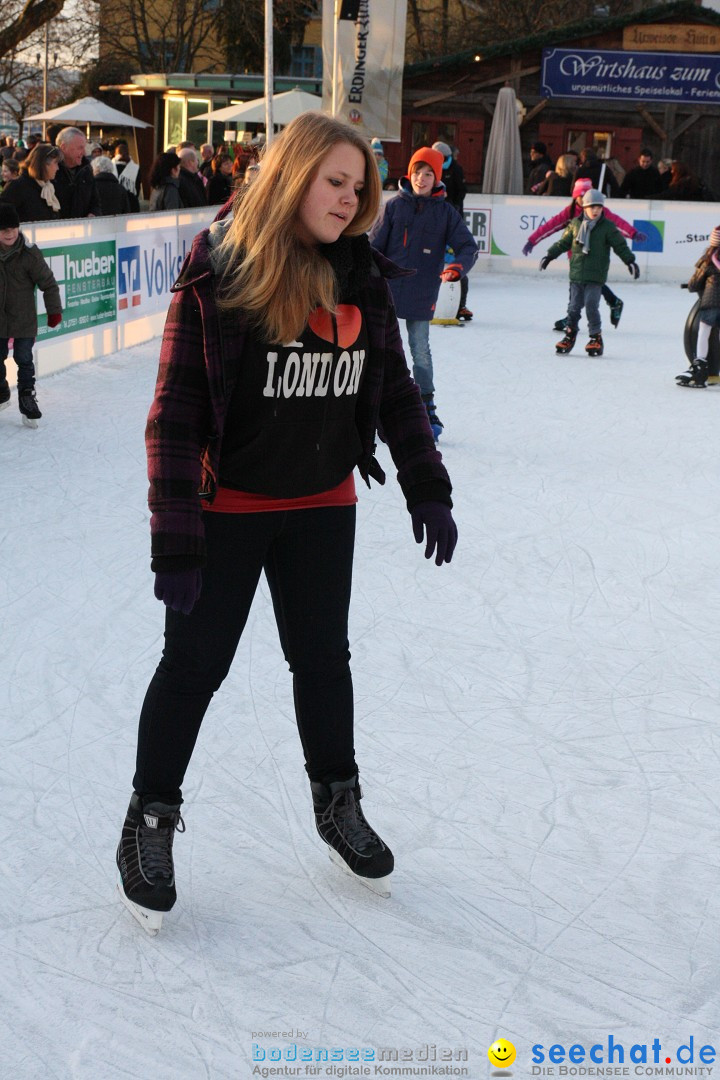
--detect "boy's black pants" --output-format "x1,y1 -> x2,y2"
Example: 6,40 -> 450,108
133,505 -> 358,801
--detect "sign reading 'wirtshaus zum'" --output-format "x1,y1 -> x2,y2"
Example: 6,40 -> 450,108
541,47 -> 720,104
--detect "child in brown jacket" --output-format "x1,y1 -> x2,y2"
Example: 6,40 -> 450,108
0,203 -> 62,426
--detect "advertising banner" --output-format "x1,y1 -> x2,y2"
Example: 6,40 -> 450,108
458,194 -> 719,280
37,240 -> 117,339
541,47 -> 720,104
116,223 -> 201,319
322,0 -> 407,140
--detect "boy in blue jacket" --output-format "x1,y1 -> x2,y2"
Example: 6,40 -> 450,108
369,147 -> 477,440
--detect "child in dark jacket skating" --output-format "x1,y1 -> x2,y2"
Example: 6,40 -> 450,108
0,203 -> 62,426
539,189 -> 639,356
676,225 -> 720,388
369,147 -> 477,439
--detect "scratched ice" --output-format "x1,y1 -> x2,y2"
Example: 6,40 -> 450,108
2,274 -> 719,1079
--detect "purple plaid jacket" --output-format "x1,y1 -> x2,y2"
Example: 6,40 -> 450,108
146,228 -> 453,568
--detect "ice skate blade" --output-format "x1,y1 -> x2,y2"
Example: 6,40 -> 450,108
327,847 -> 392,898
116,879 -> 163,935
21,415 -> 38,428
0,400 -> 10,413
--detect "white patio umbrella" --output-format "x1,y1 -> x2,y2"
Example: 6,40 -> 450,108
481,85 -> 524,195
193,88 -> 323,126
23,96 -> 152,131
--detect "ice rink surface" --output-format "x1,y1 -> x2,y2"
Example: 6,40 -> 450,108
2,273 -> 720,1078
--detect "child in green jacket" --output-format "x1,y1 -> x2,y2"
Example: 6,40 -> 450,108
539,188 -> 639,356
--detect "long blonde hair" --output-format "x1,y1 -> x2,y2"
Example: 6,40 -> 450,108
215,112 -> 381,343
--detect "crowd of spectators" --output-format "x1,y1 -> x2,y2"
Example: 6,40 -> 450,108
0,128 -> 268,223
526,141 -> 716,202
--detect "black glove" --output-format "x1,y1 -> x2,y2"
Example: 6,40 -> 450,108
539,255 -> 552,271
411,503 -> 458,566
628,261 -> 640,279
154,568 -> 202,615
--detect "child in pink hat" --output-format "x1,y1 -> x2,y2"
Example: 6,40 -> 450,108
523,177 -> 647,331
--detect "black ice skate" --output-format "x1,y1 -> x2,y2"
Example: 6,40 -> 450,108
421,393 -> 444,442
555,328 -> 577,354
311,776 -> 394,897
0,380 -> 9,413
553,317 -> 569,332
116,792 -> 185,934
18,387 -> 41,428
585,333 -> 604,356
609,298 -> 624,328
676,358 -> 708,388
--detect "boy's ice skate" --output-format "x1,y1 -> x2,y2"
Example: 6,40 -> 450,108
609,298 -> 624,328
18,387 -> 41,427
555,328 -> 577,354
585,333 -> 604,356
116,792 -> 185,934
421,394 -> 444,441
456,306 -> 473,322
0,380 -> 9,413
311,776 -> 394,898
676,358 -> 708,388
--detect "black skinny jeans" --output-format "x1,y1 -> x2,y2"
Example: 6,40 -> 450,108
133,505 -> 358,802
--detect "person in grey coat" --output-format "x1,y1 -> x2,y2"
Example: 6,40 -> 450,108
0,204 -> 62,425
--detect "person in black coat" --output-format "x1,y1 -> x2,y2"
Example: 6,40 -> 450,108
91,155 -> 132,215
527,141 -> 554,194
660,161 -> 715,202
619,149 -> 664,198
206,153 -> 234,205
148,152 -> 184,211
53,127 -> 101,218
177,147 -> 206,208
0,143 -> 62,222
574,146 -> 620,199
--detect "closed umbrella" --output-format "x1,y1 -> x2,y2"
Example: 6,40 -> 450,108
481,86 -> 523,195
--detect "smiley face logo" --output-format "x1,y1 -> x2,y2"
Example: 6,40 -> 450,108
488,1039 -> 516,1069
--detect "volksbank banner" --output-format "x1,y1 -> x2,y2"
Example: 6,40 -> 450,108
322,0 -> 407,140
541,48 -> 720,104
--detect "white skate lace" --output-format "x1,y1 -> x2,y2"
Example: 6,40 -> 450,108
320,791 -> 384,857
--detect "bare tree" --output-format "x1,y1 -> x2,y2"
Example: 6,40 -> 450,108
0,0 -> 67,61
221,0 -> 314,74
94,0 -> 223,75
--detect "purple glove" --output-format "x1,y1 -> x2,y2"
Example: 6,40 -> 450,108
411,503 -> 458,566
522,241 -> 534,257
154,569 -> 202,615
634,231 -> 648,243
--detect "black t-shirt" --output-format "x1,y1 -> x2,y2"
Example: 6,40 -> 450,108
219,305 -> 369,497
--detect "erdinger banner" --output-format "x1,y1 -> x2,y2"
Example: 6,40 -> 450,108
322,0 -> 407,140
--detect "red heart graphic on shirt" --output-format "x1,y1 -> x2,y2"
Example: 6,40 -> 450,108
308,305 -> 362,349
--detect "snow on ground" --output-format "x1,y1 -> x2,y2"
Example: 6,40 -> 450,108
2,275 -> 720,1080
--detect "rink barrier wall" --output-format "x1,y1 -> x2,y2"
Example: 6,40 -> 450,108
15,197 -> 719,385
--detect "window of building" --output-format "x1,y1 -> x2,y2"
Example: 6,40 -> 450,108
187,97 -> 212,149
289,45 -> 322,80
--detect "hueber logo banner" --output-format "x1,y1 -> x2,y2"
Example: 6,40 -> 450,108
322,0 -> 407,141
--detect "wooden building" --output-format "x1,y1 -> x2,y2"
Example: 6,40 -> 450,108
388,0 -> 720,194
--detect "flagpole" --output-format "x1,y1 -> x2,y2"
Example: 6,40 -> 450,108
265,0 -> 274,144
331,0 -> 340,116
